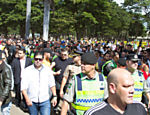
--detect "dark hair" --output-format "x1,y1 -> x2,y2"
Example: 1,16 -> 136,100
34,51 -> 44,59
104,51 -> 110,57
18,47 -> 26,53
60,48 -> 68,53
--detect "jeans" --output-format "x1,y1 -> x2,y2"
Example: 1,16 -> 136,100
1,102 -> 12,115
28,99 -> 51,115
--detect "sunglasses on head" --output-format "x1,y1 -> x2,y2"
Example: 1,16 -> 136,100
34,58 -> 43,61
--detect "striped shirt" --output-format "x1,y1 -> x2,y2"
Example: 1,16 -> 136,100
84,100 -> 146,115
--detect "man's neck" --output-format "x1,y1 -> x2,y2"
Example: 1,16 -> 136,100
87,70 -> 96,79
20,56 -> 26,60
107,97 -> 126,114
127,67 -> 135,74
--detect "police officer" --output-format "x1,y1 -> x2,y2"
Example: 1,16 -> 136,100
61,52 -> 108,115
126,54 -> 150,103
60,50 -> 83,98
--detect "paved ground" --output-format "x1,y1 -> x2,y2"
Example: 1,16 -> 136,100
10,104 -> 29,115
10,91 -> 29,115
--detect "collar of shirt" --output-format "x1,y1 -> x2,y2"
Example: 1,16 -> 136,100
81,72 -> 97,80
34,64 -> 44,71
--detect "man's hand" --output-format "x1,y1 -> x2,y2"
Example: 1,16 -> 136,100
0,101 -> 2,106
26,99 -> 32,106
51,97 -> 57,107
60,90 -> 64,98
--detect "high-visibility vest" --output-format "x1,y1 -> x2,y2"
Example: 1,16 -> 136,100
133,71 -> 144,102
30,52 -> 35,63
72,73 -> 105,115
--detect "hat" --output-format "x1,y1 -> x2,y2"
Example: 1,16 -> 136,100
43,48 -> 52,54
118,58 -> 126,66
81,52 -> 97,64
71,50 -> 83,57
126,54 -> 140,61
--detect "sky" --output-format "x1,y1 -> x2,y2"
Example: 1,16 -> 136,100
113,0 -> 124,6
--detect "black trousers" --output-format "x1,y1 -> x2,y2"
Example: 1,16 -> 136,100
14,83 -> 27,107
14,84 -> 21,104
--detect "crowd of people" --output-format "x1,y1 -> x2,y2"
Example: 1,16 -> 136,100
0,36 -> 150,115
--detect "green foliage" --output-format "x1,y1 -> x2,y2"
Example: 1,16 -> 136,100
0,0 -> 148,39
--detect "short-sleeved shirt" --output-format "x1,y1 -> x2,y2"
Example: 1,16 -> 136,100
21,64 -> 55,103
84,100 -> 147,115
63,64 -> 81,81
63,71 -> 108,103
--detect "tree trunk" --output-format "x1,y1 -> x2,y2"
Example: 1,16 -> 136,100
25,0 -> 31,39
43,0 -> 50,41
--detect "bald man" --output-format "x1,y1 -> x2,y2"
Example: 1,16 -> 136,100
85,68 -> 147,115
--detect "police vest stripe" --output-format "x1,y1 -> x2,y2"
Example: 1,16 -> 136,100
133,71 -> 144,102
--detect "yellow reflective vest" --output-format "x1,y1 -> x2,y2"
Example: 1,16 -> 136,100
72,73 -> 105,115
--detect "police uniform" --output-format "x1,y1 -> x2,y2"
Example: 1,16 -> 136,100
63,64 -> 81,80
131,70 -> 145,102
63,52 -> 108,115
126,54 -> 149,102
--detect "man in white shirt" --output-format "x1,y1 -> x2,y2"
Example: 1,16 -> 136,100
21,51 -> 57,115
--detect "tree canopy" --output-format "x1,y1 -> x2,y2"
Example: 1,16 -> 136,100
0,0 -> 149,39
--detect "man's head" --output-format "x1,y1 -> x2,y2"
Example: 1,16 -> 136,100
22,41 -> 28,47
117,58 -> 126,68
72,50 -> 83,64
103,51 -> 110,61
126,54 -> 140,73
113,52 -> 119,63
60,48 -> 69,60
34,51 -> 44,69
81,52 -> 97,75
7,39 -> 12,45
107,68 -> 134,106
43,48 -> 52,60
18,48 -> 26,59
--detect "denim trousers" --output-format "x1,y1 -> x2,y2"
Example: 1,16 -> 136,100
28,99 -> 51,115
0,102 -> 12,115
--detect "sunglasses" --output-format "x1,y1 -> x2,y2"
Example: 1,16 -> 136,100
34,58 -> 43,61
131,60 -> 138,63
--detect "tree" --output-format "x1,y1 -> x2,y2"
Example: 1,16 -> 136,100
25,0 -> 32,39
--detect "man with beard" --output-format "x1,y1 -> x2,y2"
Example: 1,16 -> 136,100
21,51 -> 57,115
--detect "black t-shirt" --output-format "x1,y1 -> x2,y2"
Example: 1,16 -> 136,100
84,100 -> 147,115
54,56 -> 73,87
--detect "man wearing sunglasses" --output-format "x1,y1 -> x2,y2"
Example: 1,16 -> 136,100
21,51 -> 57,115
126,54 -> 150,105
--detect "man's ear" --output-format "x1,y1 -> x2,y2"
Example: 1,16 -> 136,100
109,83 -> 116,94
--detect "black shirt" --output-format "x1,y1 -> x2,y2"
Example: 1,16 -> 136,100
54,56 -> 73,88
84,100 -> 147,115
